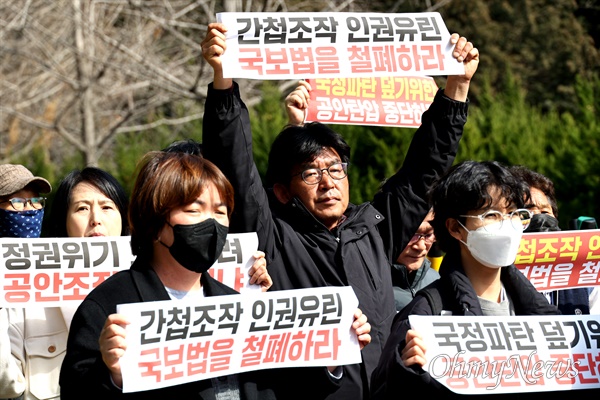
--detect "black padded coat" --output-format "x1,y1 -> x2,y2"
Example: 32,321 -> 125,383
202,83 -> 468,399
370,252 -> 600,399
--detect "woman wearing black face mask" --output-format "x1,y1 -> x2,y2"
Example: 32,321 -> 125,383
60,151 -> 371,399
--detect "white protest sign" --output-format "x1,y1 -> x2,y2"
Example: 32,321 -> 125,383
409,314 -> 600,394
0,232 -> 262,307
117,286 -> 360,392
217,12 -> 464,79
207,232 -> 261,293
0,236 -> 134,307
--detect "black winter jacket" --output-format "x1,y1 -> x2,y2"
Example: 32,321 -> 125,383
202,83 -> 467,399
370,252 -> 599,399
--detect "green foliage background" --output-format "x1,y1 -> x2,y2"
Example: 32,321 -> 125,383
14,1 -> 600,231
25,69 -> 600,232
230,70 -> 600,229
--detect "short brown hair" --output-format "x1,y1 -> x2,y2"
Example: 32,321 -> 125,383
128,151 -> 234,257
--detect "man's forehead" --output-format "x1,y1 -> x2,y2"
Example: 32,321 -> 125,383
300,150 -> 341,167
1,188 -> 40,199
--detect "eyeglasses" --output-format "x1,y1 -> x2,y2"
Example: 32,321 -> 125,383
0,197 -> 46,211
294,162 -> 348,185
460,208 -> 532,232
409,232 -> 436,244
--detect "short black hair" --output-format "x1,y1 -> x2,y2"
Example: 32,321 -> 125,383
48,167 -> 129,237
509,165 -> 558,218
266,122 -> 350,188
162,139 -> 203,156
429,160 -> 529,254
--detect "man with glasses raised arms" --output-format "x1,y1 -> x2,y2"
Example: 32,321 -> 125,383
202,22 -> 479,400
371,160 -> 560,399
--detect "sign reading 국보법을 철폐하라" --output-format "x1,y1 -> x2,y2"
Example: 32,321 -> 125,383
117,286 -> 360,392
515,229 -> 600,292
217,12 -> 462,128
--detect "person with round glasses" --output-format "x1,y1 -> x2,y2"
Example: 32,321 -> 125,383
371,160 -> 561,399
1,197 -> 46,211
294,162 -> 349,185
391,210 -> 441,312
459,208 -> 532,233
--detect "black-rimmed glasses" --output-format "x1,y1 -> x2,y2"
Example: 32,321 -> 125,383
293,162 -> 348,185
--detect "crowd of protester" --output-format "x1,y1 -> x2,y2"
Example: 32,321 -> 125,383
0,19 -> 598,400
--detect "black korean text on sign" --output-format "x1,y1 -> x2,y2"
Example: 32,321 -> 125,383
2,240 -> 121,304
219,237 -> 243,264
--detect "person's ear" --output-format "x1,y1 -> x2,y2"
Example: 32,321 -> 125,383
446,218 -> 464,241
273,183 -> 292,204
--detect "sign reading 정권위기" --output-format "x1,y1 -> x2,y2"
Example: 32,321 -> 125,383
0,233 -> 261,308
409,314 -> 600,394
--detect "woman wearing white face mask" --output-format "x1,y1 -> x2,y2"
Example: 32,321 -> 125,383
371,160 -> 563,400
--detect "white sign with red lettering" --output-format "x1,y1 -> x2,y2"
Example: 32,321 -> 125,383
117,286 -> 360,392
0,236 -> 134,307
0,233 -> 262,307
207,232 -> 262,293
217,12 -> 465,79
409,314 -> 600,394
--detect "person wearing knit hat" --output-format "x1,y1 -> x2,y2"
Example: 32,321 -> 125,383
0,164 -> 52,238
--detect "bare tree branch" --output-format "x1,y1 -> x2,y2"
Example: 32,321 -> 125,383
0,0 -> 371,166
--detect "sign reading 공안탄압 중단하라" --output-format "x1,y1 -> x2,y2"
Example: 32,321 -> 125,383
305,76 -> 438,128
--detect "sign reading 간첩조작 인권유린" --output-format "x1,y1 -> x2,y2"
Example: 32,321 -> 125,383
217,12 -> 465,80
117,286 -> 360,392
